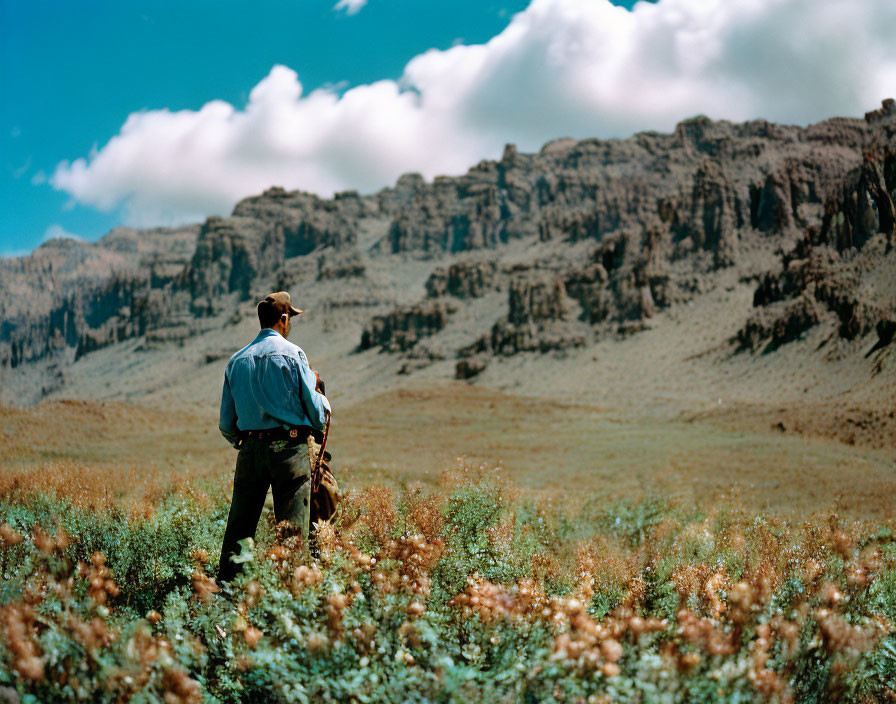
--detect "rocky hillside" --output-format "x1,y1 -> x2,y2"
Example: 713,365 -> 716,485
1,100 -> 895,404
738,106 -> 896,357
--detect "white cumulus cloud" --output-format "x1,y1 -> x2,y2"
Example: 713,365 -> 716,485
51,0 -> 896,228
334,0 -> 368,15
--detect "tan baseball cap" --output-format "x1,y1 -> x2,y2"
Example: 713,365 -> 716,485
258,291 -> 303,318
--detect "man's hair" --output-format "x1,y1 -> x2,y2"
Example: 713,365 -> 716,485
257,300 -> 284,328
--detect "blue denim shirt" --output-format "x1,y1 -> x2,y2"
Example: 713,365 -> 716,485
219,328 -> 331,447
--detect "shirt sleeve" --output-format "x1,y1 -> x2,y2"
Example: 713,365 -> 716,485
219,373 -> 241,447
288,352 -> 331,431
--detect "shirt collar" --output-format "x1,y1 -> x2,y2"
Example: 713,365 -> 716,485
254,328 -> 284,342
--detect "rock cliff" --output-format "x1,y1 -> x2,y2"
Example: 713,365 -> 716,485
738,116 -> 896,354
2,101 -> 894,403
347,108 -> 889,359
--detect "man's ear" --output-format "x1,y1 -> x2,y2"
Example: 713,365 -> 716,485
281,313 -> 288,325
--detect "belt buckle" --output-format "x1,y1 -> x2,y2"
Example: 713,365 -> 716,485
289,428 -> 298,438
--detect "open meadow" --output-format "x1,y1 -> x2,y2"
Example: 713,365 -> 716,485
1,389 -> 895,702
4,2 -> 896,699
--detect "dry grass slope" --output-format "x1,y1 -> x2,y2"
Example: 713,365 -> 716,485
2,384 -> 895,519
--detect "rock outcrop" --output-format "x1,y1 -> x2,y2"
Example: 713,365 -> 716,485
455,356 -> 487,380
385,115 -> 869,267
738,139 -> 896,352
424,261 -> 500,299
2,101 -> 895,401
359,301 -> 457,352
0,226 -> 198,376
317,250 -> 367,281
457,276 -> 587,357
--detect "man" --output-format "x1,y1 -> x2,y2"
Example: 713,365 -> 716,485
217,291 -> 331,582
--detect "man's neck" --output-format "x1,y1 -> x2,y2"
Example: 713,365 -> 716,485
263,325 -> 287,338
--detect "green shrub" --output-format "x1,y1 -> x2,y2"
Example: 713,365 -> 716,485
0,464 -> 894,703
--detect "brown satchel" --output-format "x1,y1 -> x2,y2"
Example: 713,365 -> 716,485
308,425 -> 338,527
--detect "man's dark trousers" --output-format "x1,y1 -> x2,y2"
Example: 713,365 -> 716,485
218,437 -> 311,582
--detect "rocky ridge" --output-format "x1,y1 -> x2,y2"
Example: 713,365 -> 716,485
1,102 -> 895,404
738,106 -> 896,357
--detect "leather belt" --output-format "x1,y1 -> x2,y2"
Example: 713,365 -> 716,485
242,426 -> 314,442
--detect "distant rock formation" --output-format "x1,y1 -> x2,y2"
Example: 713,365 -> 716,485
2,101 -> 895,402
425,261 -> 500,299
738,133 -> 896,353
0,226 -> 198,373
456,276 -> 587,358
317,250 -> 366,281
360,301 -> 457,353
352,106 -> 892,366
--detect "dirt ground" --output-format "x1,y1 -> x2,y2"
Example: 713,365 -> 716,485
2,383 -> 893,520
330,383 -> 896,519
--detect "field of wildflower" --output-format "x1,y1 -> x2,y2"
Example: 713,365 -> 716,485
1,460 -> 895,704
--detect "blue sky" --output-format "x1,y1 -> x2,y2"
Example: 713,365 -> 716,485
1,0 -> 532,254
2,0 -> 894,256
